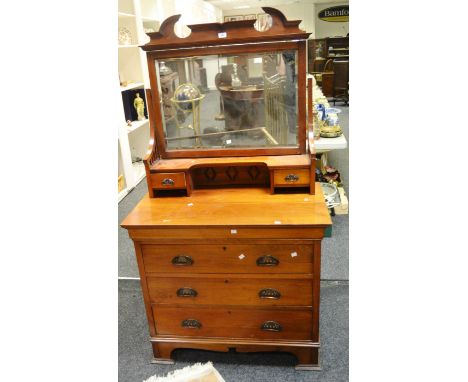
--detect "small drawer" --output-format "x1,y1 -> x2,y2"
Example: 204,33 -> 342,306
273,168 -> 310,186
142,244 -> 315,274
150,172 -> 186,189
153,306 -> 313,340
147,276 -> 313,307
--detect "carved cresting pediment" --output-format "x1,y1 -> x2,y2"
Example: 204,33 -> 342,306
141,7 -> 311,52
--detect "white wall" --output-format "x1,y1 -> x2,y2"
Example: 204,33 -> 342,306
314,1 -> 349,38
155,0 -> 222,36
222,1 -> 316,37
175,0 -> 222,28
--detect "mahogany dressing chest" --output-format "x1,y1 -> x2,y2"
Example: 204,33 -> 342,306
121,7 -> 331,370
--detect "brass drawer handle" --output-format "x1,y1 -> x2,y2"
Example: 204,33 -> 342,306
259,288 -> 281,299
172,255 -> 193,266
261,321 -> 282,332
284,173 -> 299,182
256,255 -> 279,267
162,178 -> 175,186
182,319 -> 201,329
177,287 -> 198,298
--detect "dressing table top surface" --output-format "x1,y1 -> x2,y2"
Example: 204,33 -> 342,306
121,183 -> 331,229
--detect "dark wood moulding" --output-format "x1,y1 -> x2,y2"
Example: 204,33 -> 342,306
141,7 -> 310,52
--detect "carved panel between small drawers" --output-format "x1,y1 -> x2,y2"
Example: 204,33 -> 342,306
191,165 -> 270,187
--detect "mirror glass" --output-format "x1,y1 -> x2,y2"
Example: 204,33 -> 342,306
155,50 -> 298,150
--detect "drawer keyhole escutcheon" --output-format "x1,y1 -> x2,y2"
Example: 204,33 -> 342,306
176,287 -> 198,297
182,319 -> 202,329
259,288 -> 281,299
256,255 -> 279,266
172,255 -> 193,266
261,321 -> 282,332
162,178 -> 175,186
284,174 -> 299,182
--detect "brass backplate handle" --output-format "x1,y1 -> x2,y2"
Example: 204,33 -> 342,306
259,288 -> 281,299
284,174 -> 299,182
162,178 -> 175,186
261,321 -> 282,332
172,255 -> 193,266
182,319 -> 201,329
256,255 -> 279,266
177,287 -> 198,297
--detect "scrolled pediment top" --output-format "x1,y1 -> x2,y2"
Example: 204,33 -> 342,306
141,7 -> 309,51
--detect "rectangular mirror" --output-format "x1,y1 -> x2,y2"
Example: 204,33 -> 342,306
155,50 -> 299,151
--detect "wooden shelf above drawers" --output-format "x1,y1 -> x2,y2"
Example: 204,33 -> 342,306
150,155 -> 311,172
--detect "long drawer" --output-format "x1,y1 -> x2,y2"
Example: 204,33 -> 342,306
147,276 -> 313,307
142,244 -> 314,274
153,306 -> 313,340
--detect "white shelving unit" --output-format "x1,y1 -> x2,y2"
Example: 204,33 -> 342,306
117,0 -> 223,201
126,119 -> 149,133
120,82 -> 144,92
118,0 -> 156,201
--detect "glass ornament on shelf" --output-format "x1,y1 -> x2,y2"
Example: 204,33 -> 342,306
231,63 -> 242,88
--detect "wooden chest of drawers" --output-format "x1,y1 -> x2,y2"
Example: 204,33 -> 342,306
121,185 -> 331,370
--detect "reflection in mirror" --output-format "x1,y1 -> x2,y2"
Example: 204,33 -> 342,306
155,50 -> 298,151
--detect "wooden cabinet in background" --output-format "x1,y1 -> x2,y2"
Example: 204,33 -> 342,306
308,36 -> 349,69
308,36 -> 348,99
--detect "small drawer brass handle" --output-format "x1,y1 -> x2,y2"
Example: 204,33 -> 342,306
172,255 -> 193,266
162,178 -> 175,186
177,287 -> 198,298
182,319 -> 201,329
256,255 -> 279,267
284,173 -> 299,182
259,288 -> 281,299
261,321 -> 282,332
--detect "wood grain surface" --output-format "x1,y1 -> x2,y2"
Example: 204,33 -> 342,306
149,155 -> 311,172
121,184 -> 331,228
152,306 -> 313,340
141,243 -> 315,274
147,276 -> 313,307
